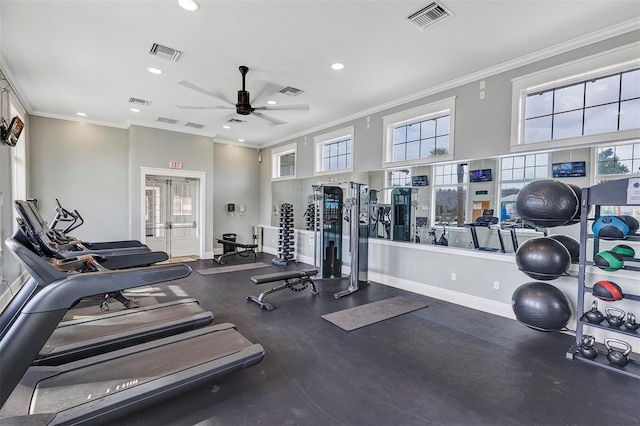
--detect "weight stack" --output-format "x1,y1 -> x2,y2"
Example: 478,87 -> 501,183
304,203 -> 319,231
272,203 -> 295,266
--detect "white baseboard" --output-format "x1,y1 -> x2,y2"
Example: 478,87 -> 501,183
368,271 -> 516,320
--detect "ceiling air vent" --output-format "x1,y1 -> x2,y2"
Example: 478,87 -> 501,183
279,86 -> 304,97
157,117 -> 179,124
407,2 -> 452,30
185,122 -> 205,129
148,43 -> 183,62
129,97 -> 150,106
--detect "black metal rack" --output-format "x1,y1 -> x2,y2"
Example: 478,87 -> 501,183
566,178 -> 640,379
272,203 -> 295,266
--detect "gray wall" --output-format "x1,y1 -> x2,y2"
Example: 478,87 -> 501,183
25,120 -> 261,257
212,143 -> 261,248
29,116 -> 130,242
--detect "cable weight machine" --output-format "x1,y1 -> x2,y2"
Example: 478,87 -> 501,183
311,182 -> 369,299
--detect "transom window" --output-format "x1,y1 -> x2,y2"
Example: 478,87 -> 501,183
392,115 -> 450,162
322,138 -> 352,172
524,68 -> 640,144
272,142 -> 296,180
314,126 -> 354,175
383,97 -> 456,167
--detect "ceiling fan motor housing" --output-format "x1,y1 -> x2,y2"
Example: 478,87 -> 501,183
236,90 -> 252,115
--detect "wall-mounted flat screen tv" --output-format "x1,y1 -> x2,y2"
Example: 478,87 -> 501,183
552,161 -> 586,178
411,175 -> 429,186
469,168 -> 492,182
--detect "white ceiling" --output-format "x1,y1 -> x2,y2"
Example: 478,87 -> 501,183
1,1 -> 639,148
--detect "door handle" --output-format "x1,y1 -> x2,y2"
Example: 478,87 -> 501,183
192,221 -> 197,228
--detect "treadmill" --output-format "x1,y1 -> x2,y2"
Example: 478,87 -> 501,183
15,199 -> 168,269
0,237 -> 265,425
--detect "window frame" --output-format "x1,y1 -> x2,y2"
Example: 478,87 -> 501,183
314,125 -> 354,176
510,42 -> 640,153
382,97 -> 456,168
271,142 -> 297,181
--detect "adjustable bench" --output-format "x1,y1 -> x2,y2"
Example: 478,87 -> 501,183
214,239 -> 258,264
247,269 -> 318,311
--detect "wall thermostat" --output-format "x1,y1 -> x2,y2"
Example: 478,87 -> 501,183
227,203 -> 235,212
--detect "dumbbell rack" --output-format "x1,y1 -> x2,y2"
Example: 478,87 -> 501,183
272,203 -> 295,266
566,178 -> 640,379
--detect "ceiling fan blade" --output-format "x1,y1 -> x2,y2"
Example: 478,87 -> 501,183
253,104 -> 310,111
249,78 -> 282,104
252,111 -> 286,125
178,80 -> 234,106
177,105 -> 233,110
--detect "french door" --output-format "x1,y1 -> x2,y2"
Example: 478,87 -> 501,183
145,176 -> 199,257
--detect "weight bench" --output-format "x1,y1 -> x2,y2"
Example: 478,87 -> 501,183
247,269 -> 318,311
214,239 -> 258,264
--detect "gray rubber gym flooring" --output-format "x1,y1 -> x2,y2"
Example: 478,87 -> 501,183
109,253 -> 639,426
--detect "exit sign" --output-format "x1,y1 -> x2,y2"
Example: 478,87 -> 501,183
169,161 -> 182,169
475,190 -> 488,195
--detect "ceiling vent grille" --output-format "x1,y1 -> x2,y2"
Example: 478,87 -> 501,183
148,43 -> 183,62
407,2 -> 452,30
185,122 -> 205,129
279,86 -> 303,97
157,117 -> 179,124
129,97 -> 150,106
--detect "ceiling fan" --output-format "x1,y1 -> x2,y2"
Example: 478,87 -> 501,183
178,66 -> 309,125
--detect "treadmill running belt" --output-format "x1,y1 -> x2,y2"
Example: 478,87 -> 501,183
36,299 -> 214,365
1,323 -> 265,424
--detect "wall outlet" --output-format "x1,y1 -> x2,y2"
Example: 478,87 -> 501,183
493,281 -> 500,290
451,273 -> 456,281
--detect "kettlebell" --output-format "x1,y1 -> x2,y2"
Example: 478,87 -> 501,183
584,300 -> 605,324
624,312 -> 640,331
578,335 -> 598,360
605,307 -> 626,328
605,338 -> 632,367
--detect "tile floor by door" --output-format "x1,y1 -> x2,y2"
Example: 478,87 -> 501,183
109,254 -> 639,426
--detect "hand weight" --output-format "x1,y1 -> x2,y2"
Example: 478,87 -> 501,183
604,338 -> 632,368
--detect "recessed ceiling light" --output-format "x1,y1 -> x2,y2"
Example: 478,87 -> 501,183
147,67 -> 163,75
238,139 -> 245,142
266,100 -> 277,105
331,63 -> 345,70
76,112 -> 87,117
223,125 -> 231,129
130,108 -> 141,112
178,0 -> 199,11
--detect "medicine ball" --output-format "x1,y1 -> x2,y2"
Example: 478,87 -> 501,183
515,180 -> 579,228
548,234 -> 580,263
620,215 -> 639,234
592,216 -> 629,239
592,280 -> 624,302
511,282 -> 572,331
515,237 -> 571,280
593,250 -> 624,272
612,244 -> 635,258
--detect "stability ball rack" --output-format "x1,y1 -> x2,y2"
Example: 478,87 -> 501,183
312,182 -> 369,299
